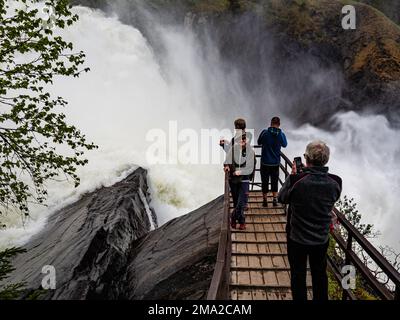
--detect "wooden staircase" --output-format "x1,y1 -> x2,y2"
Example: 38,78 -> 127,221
229,191 -> 312,300
207,150 -> 400,300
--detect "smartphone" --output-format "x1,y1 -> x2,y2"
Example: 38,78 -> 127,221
294,157 -> 303,173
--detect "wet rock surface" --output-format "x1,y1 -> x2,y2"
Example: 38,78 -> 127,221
2,167 -> 223,300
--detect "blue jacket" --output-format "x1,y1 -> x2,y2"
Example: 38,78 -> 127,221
257,127 -> 287,165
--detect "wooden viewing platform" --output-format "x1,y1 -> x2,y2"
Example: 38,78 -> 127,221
230,192 -> 312,300
207,148 -> 400,301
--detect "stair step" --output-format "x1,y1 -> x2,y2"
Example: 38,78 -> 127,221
232,252 -> 287,256
232,230 -> 286,234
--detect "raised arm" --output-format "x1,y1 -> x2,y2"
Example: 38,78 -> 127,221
280,131 -> 288,148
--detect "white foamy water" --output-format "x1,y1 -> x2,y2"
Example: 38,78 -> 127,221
0,5 -> 399,253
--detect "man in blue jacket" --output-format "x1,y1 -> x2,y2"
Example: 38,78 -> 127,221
257,117 -> 288,207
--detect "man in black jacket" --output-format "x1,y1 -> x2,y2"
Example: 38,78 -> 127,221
278,140 -> 342,300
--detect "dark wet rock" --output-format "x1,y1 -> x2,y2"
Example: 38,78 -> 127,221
1,167 -> 157,299
1,167 -> 223,300
123,196 -> 222,300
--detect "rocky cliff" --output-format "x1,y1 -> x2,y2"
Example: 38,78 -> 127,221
1,168 -> 223,299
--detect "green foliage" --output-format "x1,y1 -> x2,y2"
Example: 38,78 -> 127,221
0,0 -> 97,220
335,195 -> 376,238
0,247 -> 26,299
329,197 -> 383,300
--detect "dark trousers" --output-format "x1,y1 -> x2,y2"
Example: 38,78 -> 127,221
229,180 -> 249,224
260,164 -> 279,193
287,237 -> 329,301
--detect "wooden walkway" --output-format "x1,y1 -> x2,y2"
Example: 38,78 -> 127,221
229,191 -> 312,300
207,150 -> 400,300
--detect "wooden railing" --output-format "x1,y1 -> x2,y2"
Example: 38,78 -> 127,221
278,152 -> 400,300
206,171 -> 231,300
207,147 -> 400,300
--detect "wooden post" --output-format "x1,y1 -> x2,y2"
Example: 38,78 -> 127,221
342,234 -> 353,300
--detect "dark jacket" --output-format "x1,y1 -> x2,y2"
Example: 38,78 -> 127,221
257,127 -> 287,166
278,167 -> 342,245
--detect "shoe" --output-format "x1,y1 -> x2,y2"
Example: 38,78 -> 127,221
273,197 -> 278,207
262,193 -> 268,207
231,221 -> 237,229
239,224 -> 246,230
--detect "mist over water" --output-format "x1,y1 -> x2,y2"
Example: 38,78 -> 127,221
0,4 -> 399,252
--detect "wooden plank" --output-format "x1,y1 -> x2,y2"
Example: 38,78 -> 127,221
236,255 -> 249,268
246,223 -> 255,232
237,290 -> 253,300
250,271 -> 264,285
248,256 -> 261,268
236,243 -> 247,254
230,289 -> 238,300
252,290 -> 267,300
276,232 -> 287,241
263,223 -> 274,231
231,266 -> 291,271
262,270 -> 279,286
266,233 -> 278,241
272,255 -> 286,268
255,232 -> 266,242
274,223 -> 285,231
232,252 -> 287,256
260,256 -> 273,268
231,271 -> 237,285
276,271 -> 291,287
245,233 -> 256,241
283,255 -> 290,267
268,243 -> 282,254
247,243 -> 258,254
231,255 -> 237,267
235,232 -> 246,241
232,230 -> 287,234
245,219 -> 286,224
257,243 -> 267,254
267,291 -> 280,300
280,291 -> 292,300
246,212 -> 286,216
237,271 -> 251,285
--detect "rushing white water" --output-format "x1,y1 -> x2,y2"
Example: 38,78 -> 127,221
0,5 -> 399,253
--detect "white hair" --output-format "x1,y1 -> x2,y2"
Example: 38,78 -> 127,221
305,140 -> 330,166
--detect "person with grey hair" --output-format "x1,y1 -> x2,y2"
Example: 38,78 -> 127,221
278,140 -> 342,301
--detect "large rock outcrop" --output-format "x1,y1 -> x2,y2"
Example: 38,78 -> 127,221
1,168 -> 223,299
123,196 -> 222,299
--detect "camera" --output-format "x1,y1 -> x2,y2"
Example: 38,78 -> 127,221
294,156 -> 303,173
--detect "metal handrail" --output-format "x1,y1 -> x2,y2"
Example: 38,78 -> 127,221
207,147 -> 400,300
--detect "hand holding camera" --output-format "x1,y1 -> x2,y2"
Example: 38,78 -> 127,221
292,157 -> 304,174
